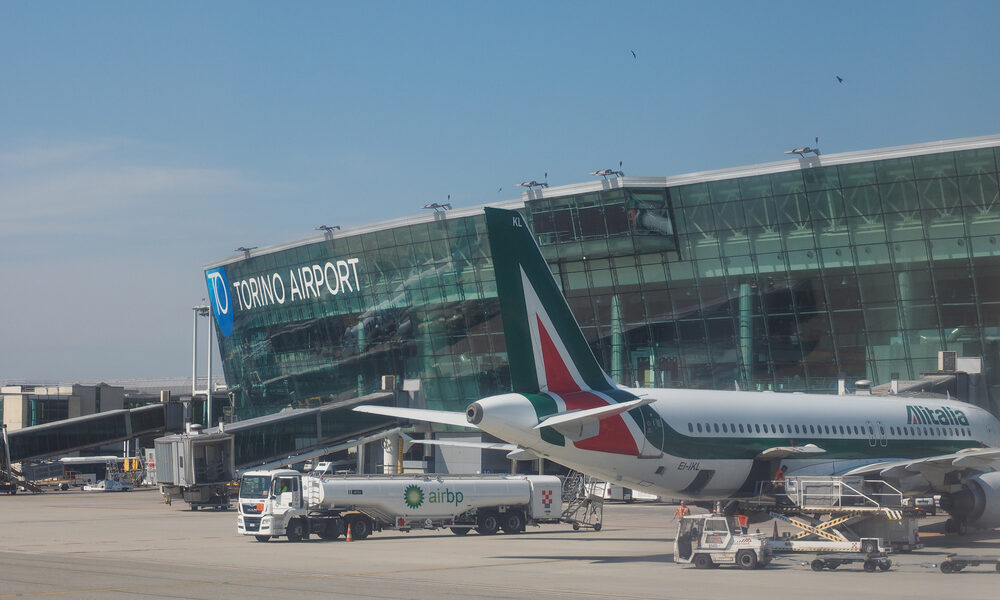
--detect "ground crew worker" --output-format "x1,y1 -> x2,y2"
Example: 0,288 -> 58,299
773,465 -> 788,504
674,500 -> 691,519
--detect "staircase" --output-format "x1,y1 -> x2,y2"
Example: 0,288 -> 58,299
560,471 -> 604,531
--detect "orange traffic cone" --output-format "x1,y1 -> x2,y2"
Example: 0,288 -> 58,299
346,523 -> 353,542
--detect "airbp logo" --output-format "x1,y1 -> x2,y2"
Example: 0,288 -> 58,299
403,485 -> 424,509
205,267 -> 234,337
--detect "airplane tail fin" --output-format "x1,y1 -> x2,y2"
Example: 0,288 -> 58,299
484,207 -> 618,395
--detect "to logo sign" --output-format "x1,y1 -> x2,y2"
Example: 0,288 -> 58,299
205,267 -> 234,337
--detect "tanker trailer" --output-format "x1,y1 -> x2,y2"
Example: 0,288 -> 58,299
237,469 -> 563,542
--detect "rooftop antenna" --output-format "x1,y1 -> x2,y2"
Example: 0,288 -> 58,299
235,246 -> 257,259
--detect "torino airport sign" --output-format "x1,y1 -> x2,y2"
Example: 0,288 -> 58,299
204,258 -> 361,337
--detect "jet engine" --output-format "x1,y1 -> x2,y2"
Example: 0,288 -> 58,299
939,471 -> 1000,532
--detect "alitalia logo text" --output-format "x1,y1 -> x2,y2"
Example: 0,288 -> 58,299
906,405 -> 969,426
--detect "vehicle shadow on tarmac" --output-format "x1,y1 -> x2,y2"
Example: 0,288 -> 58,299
491,553 -> 674,564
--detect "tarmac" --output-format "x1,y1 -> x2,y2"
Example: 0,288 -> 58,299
1,488 -> 998,599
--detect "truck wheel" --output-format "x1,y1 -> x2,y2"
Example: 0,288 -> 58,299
878,560 -> 891,572
501,511 -> 524,534
286,519 -> 306,542
450,527 -> 470,536
318,522 -> 340,540
476,511 -> 500,535
593,523 -> 602,532
736,550 -> 758,570
693,554 -> 713,569
939,561 -> 953,573
861,540 -> 878,554
810,559 -> 824,572
190,505 -> 199,511
863,560 -> 877,573
254,535 -> 271,543
348,516 -> 372,540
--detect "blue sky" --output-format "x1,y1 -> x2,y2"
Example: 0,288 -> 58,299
2,1 -> 999,381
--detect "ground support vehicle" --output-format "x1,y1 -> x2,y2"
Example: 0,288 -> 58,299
155,431 -> 235,510
237,469 -> 567,542
809,552 -> 892,572
744,476 -> 913,553
937,554 -> 1000,573
674,514 -> 773,569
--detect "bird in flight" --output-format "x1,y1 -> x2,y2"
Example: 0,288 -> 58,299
631,50 -> 637,59
497,186 -> 502,193
836,75 -> 844,83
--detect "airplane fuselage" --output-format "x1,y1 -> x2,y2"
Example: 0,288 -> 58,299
470,388 -> 1000,501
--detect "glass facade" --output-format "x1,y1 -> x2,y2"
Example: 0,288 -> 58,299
209,139 -> 1000,419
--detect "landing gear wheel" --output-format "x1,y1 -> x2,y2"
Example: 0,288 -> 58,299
940,561 -> 954,574
736,550 -> 758,570
693,554 -> 713,569
476,511 -> 500,535
863,560 -> 877,573
254,535 -> 271,543
450,527 -> 470,536
501,510 -> 524,534
285,518 -> 306,542
811,559 -> 825,572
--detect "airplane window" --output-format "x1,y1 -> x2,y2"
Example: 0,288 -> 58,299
809,425 -> 815,434
924,427 -> 930,436
713,423 -> 720,433
705,423 -> 711,432
825,425 -> 831,434
839,425 -> 845,434
731,423 -> 736,433
890,427 -> 895,435
722,424 -> 728,433
779,424 -> 785,433
853,425 -> 860,435
738,424 -> 745,433
771,424 -> 777,433
697,423 -> 703,433
868,426 -> 874,435
755,424 -> 761,433
794,425 -> 800,434
879,426 -> 885,436
688,423 -> 694,433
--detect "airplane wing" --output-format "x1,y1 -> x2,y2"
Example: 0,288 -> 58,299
402,438 -> 538,461
352,405 -> 475,429
842,447 -> 1000,490
757,443 -> 826,460
533,397 -> 654,441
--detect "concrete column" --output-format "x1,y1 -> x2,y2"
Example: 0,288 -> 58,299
383,433 -> 400,474
610,294 -> 623,384
739,282 -> 753,385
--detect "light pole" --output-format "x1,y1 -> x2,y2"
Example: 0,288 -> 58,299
192,305 -> 211,427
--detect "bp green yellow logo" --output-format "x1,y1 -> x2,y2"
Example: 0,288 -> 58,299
403,485 -> 424,509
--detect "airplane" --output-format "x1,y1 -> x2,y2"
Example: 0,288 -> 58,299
357,206 -> 1000,534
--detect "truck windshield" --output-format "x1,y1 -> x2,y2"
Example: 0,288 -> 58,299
239,475 -> 270,499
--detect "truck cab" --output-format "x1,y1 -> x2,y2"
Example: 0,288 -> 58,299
237,470 -> 309,542
674,514 -> 772,569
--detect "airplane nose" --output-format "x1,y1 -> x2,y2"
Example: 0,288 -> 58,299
466,402 -> 484,425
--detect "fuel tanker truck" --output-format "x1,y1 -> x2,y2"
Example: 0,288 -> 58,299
237,469 -> 566,542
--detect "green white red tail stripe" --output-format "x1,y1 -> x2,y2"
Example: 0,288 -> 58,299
485,207 -> 643,455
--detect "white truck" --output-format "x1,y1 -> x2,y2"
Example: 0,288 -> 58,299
237,469 -> 565,542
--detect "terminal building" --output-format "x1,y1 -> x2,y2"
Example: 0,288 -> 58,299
204,135 -> 1000,433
